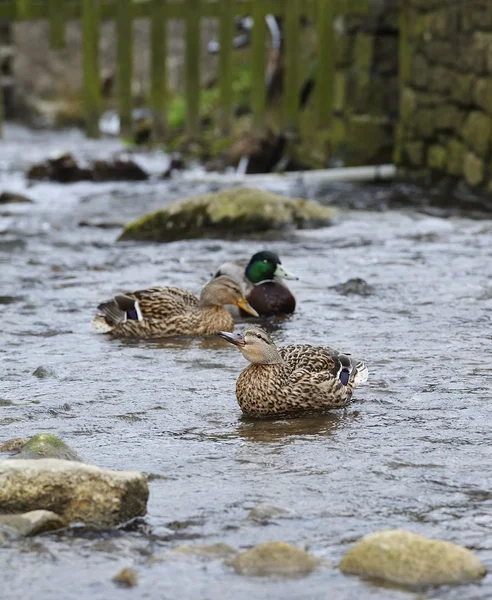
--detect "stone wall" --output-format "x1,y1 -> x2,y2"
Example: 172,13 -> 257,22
400,0 -> 492,193
330,0 -> 399,166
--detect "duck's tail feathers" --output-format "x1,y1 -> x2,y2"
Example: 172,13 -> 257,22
94,294 -> 143,330
353,360 -> 369,386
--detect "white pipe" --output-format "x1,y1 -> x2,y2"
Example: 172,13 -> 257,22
175,164 -> 397,185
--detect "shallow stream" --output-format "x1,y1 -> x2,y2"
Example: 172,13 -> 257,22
1,125 -> 491,599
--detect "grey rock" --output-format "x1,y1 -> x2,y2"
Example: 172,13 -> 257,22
232,542 -> 319,577
118,188 -> 335,243
0,459 -> 148,528
340,529 -> 487,587
247,502 -> 297,523
0,510 -> 64,537
0,191 -> 33,204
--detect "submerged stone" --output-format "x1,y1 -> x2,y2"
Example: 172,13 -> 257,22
340,529 -> 487,587
331,278 -> 373,297
0,459 -> 148,528
0,438 -> 29,454
168,543 -> 237,560
118,187 -> 334,243
0,191 -> 33,204
11,434 -> 83,462
0,510 -> 64,537
232,541 -> 318,577
32,366 -> 57,379
112,567 -> 138,588
247,502 -> 297,523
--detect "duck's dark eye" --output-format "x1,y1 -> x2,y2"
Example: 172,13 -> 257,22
256,333 -> 262,339
263,259 -> 268,263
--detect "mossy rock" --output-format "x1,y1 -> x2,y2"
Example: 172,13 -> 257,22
11,434 -> 82,462
119,188 -> 334,243
232,541 -> 319,577
340,529 -> 487,587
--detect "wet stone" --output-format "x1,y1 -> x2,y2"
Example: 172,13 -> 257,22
32,366 -> 57,379
0,191 -> 33,204
119,187 -> 335,243
163,543 -> 237,560
112,567 -> 138,588
113,567 -> 138,588
0,459 -> 148,528
340,529 -> 487,587
0,510 -> 64,537
232,542 -> 319,577
247,502 -> 297,523
0,438 -> 29,454
12,434 -> 83,462
331,278 -> 374,297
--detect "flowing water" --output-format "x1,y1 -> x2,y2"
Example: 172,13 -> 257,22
1,125 -> 491,599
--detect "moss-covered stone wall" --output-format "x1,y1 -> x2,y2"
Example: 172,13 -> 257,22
329,1 -> 399,166
400,0 -> 492,192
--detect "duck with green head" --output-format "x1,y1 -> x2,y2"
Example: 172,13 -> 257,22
214,250 -> 298,317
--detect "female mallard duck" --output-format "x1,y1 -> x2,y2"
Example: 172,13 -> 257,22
218,327 -> 368,417
93,275 -> 258,339
214,250 -> 297,316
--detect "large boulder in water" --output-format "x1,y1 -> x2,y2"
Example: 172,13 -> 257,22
118,187 -> 334,242
340,529 -> 487,587
0,459 -> 148,528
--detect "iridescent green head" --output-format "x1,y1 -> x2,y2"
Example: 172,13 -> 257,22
244,251 -> 298,285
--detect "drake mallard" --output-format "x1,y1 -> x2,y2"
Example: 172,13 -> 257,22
214,251 -> 297,317
93,275 -> 258,339
218,327 -> 368,417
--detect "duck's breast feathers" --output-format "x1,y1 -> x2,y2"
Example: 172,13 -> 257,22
128,286 -> 199,317
246,280 -> 295,316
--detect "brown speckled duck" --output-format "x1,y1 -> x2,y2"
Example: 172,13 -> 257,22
214,251 -> 298,317
218,327 -> 368,417
93,275 -> 258,339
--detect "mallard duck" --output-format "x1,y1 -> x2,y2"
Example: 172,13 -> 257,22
218,327 -> 368,417
93,275 -> 258,339
214,251 -> 297,316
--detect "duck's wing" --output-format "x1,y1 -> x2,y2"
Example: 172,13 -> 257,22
126,286 -> 199,319
279,344 -> 368,387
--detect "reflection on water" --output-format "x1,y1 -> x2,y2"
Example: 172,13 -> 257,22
0,126 -> 492,599
236,411 -> 359,443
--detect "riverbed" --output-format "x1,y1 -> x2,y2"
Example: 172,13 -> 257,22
1,125 -> 491,599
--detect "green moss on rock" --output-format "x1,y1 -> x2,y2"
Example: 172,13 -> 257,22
463,152 -> 485,186
462,111 -> 492,157
12,434 -> 82,462
446,139 -> 466,176
340,529 -> 487,587
427,145 -> 447,171
118,188 -> 335,243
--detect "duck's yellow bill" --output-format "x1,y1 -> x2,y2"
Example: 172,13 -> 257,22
236,297 -> 259,317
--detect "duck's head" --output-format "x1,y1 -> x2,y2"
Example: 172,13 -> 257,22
245,251 -> 298,285
200,275 -> 259,316
218,326 -> 282,364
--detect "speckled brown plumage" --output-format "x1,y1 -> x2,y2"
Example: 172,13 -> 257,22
218,327 -> 368,417
93,276 -> 257,339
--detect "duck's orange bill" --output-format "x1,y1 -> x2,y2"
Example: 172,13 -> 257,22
236,297 -> 259,317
